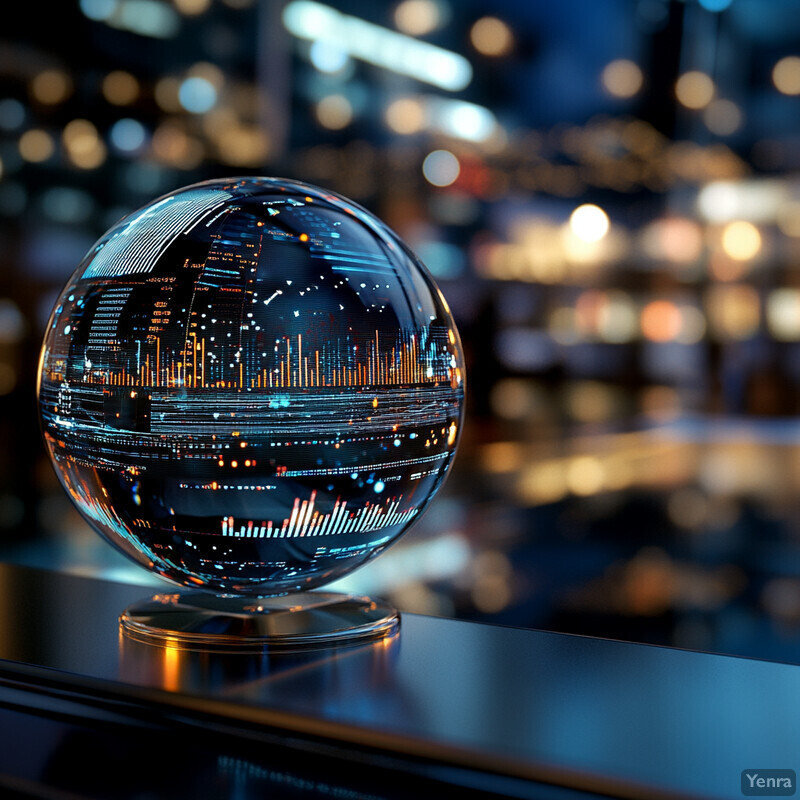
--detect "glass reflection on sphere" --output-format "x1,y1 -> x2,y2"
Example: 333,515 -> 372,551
38,178 -> 464,595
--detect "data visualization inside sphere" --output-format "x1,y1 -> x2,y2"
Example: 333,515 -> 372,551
39,177 -> 465,595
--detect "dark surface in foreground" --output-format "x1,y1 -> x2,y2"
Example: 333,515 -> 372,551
0,562 -> 797,799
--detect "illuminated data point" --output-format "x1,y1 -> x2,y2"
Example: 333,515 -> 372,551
38,177 -> 465,596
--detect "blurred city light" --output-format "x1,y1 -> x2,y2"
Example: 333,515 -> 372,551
697,0 -> 733,10
569,204 -> 610,243
422,149 -> 460,186
696,179 -> 789,223
109,118 -> 148,154
173,0 -> 211,14
18,129 -> 54,163
720,220 -> 761,261
767,289 -> 800,341
641,218 -> 704,263
675,71 -> 715,109
772,55 -> 800,95
601,59 -> 644,98
84,0 -> 181,38
470,16 -> 513,57
101,71 -> 140,105
178,77 -> 218,114
703,99 -> 742,136
394,0 -> 446,36
62,119 -> 107,169
641,300 -> 682,343
385,97 -> 426,134
309,40 -> 350,73
777,201 -> 800,237
30,70 -> 72,105
315,94 -> 353,129
283,1 -> 472,90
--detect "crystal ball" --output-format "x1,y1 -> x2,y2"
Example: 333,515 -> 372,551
38,177 -> 464,595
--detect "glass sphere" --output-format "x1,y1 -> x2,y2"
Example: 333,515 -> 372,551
38,177 -> 464,595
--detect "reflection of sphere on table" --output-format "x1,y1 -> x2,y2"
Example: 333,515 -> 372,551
39,177 -> 464,596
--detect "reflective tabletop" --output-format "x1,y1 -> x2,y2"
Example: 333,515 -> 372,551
0,562 -> 796,799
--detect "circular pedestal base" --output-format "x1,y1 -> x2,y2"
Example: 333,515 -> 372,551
120,591 -> 399,651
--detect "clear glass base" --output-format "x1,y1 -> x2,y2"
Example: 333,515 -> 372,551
119,591 -> 400,651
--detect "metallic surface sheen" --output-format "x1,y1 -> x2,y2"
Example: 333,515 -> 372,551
0,563 -> 797,799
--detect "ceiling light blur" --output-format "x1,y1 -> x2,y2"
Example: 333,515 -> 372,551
283,1 -> 472,91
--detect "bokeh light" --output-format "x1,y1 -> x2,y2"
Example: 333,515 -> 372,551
720,220 -> 761,261
767,289 -> 800,341
601,59 -> 643,98
569,204 -> 610,243
422,149 -> 460,186
173,0 -> 212,14
675,71 -> 715,109
30,70 -> 72,105
178,77 -> 218,114
772,56 -> 800,95
703,99 -> 742,136
641,300 -> 682,342
470,16 -> 513,57
309,40 -> 350,73
62,119 -> 107,169
394,0 -> 444,36
18,129 -> 54,163
777,201 -> 800,237
102,71 -> 140,105
315,94 -> 353,129
385,97 -> 426,134
109,118 -> 148,154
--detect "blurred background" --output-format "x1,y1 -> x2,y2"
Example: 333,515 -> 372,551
3,0 -> 800,661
